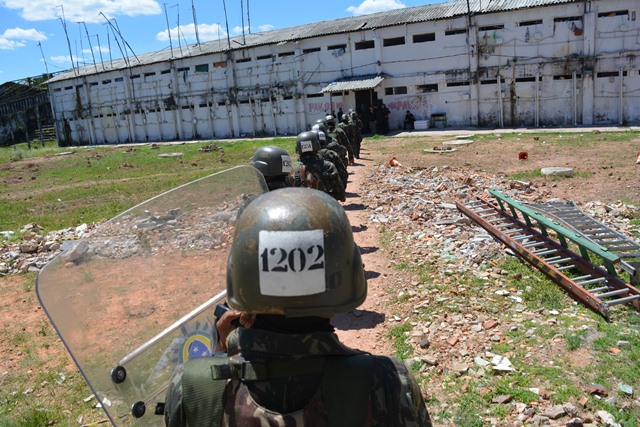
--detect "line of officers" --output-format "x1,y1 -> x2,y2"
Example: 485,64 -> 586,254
250,110 -> 363,201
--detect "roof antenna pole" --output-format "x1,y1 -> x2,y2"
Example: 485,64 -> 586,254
191,0 -> 201,49
164,3 -> 175,58
240,0 -> 246,45
112,17 -> 140,63
57,5 -> 77,75
76,23 -> 84,67
247,0 -> 251,34
81,22 -> 98,72
95,34 -> 106,70
172,4 -> 184,56
222,0 -> 231,49
99,12 -> 130,67
37,42 -> 50,76
105,25 -> 113,67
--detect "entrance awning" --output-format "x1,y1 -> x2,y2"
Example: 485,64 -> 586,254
320,75 -> 385,94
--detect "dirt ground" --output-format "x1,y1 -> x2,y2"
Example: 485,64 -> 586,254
334,126 -> 640,355
1,127 -> 639,425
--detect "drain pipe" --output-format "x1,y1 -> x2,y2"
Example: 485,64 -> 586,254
497,74 -> 504,128
573,71 -> 578,126
269,94 -> 278,136
619,68 -> 624,125
535,72 -> 540,127
250,98 -> 257,137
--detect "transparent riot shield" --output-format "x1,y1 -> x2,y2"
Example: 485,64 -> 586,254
36,165 -> 268,426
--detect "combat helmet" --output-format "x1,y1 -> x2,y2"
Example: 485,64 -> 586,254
310,126 -> 328,147
250,145 -> 292,177
226,187 -> 366,317
295,131 -> 321,155
312,121 -> 328,135
325,114 -> 336,129
314,118 -> 327,127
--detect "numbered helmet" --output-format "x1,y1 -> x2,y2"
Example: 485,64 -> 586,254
226,188 -> 366,316
250,146 -> 292,177
295,131 -> 320,155
310,128 -> 327,146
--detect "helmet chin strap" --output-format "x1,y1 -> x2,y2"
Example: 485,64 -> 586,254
252,314 -> 334,333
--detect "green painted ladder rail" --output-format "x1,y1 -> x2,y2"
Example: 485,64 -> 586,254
489,190 -> 620,275
525,199 -> 640,286
456,191 -> 640,319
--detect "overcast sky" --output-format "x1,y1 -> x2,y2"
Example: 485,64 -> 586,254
0,0 -> 442,84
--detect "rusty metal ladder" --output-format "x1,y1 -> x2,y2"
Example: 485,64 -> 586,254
456,191 -> 640,319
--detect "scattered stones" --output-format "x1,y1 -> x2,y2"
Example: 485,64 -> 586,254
492,394 -> 512,404
1,223 -> 96,275
596,410 -> 621,427
543,405 -> 567,419
618,383 -> 633,396
483,319 -> 499,330
491,355 -> 515,372
588,384 -> 609,397
566,418 -> 585,427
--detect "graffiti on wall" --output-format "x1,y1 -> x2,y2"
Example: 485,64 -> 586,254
308,101 -> 345,113
387,95 -> 431,120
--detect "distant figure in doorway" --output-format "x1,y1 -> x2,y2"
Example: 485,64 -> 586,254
404,111 -> 416,130
374,104 -> 385,134
337,107 -> 344,123
367,105 -> 377,135
381,103 -> 390,134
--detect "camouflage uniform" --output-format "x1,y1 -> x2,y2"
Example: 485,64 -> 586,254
348,112 -> 363,159
337,122 -> 356,165
164,327 -> 432,426
326,138 -> 348,165
292,153 -> 345,202
319,147 -> 348,190
327,128 -> 352,167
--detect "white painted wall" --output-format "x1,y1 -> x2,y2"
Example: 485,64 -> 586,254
49,0 -> 640,145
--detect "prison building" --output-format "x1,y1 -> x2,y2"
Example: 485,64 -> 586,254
46,0 -> 640,145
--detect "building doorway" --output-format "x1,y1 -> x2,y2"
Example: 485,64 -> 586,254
355,89 -> 378,133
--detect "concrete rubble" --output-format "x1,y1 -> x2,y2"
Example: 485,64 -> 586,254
358,163 -> 640,426
0,223 -> 96,275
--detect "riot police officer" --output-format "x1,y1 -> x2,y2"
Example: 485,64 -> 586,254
164,188 -> 433,426
314,121 -> 348,166
326,114 -> 355,166
311,127 -> 348,190
348,109 -> 363,159
291,131 -> 345,202
250,145 -> 293,191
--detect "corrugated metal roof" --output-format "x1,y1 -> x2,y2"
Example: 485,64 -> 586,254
49,0 -> 578,83
320,75 -> 385,93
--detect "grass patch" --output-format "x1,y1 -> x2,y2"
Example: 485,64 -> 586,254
565,329 -> 587,351
387,323 -> 414,359
1,138 -> 295,233
498,257 -> 569,310
510,170 -> 543,181
448,382 -> 485,427
393,262 -> 409,270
